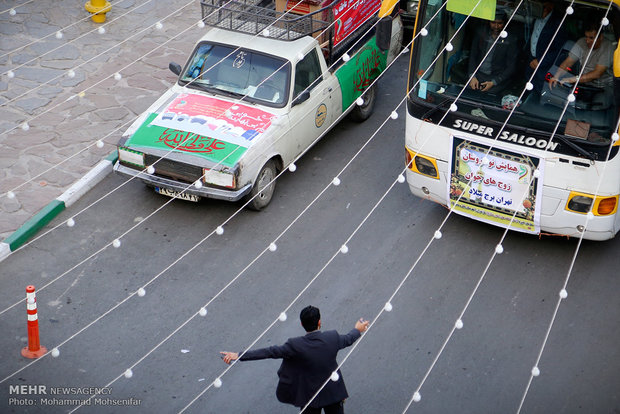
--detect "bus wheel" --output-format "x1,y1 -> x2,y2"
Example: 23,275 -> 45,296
349,84 -> 376,122
246,160 -> 277,211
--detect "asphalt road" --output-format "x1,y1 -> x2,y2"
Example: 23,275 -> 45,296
0,56 -> 619,414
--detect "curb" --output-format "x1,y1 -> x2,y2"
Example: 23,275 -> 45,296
0,151 -> 118,263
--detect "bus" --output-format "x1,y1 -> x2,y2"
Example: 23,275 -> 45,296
403,0 -> 620,240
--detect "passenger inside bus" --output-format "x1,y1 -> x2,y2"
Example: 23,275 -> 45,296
467,9 -> 517,93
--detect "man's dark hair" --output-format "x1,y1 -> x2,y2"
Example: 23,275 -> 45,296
584,15 -> 602,33
300,306 -> 320,332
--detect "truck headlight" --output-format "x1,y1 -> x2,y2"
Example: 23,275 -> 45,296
203,168 -> 235,189
118,147 -> 145,168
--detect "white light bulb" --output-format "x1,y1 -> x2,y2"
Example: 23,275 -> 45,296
525,82 -> 533,91
586,211 -> 594,220
21,122 -> 30,131
199,307 -> 208,316
434,230 -> 442,239
390,111 -> 398,119
55,31 -> 63,39
420,28 -> 428,37
27,297 -> 35,304
124,369 -> 133,378
297,52 -> 304,60
356,97 -> 364,106
342,53 -> 350,62
67,218 -> 75,227
455,319 -> 463,329
602,17 -> 610,26
262,29 -> 270,36
137,288 -> 146,297
531,366 -> 540,377
567,94 -> 576,102
289,163 -> 297,172
500,30 -> 508,38
9,8 -> 16,16
413,392 -> 421,402
96,140 -> 104,148
7,70 -> 15,78
384,302 -> 392,312
330,371 -> 339,381
98,26 -> 106,34
213,377 -> 222,388
51,348 -> 60,357
269,242 -> 277,252
559,289 -> 568,299
332,177 -> 341,186
216,226 -> 224,235
197,20 -> 205,28
114,72 -> 122,81
67,70 -> 75,78
155,21 -> 163,30
612,133 -> 619,143
397,174 -> 405,183
340,245 -> 349,254
495,244 -> 504,254
279,312 -> 287,322
146,165 -> 155,174
194,180 -> 203,189
566,6 -> 574,14
7,191 -> 15,199
445,42 -> 453,52
533,169 -> 541,178
112,239 -> 121,248
450,103 -> 458,112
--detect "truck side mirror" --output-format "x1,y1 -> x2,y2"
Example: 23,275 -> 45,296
292,91 -> 310,107
376,16 -> 393,51
169,62 -> 182,76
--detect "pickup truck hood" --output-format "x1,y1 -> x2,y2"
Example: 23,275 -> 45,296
123,92 -> 279,167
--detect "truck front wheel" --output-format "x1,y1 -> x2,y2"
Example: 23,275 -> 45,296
349,84 -> 376,122
246,160 -> 277,210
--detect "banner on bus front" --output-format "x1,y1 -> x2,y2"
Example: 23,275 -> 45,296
447,136 -> 544,234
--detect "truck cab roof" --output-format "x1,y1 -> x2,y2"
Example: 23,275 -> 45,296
200,27 -> 317,62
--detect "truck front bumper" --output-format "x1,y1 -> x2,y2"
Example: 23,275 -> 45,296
114,162 -> 252,202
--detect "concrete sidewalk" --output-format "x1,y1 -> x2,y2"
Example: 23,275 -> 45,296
0,0 -> 205,256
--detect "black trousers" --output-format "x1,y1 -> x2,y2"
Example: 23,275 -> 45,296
301,400 -> 344,414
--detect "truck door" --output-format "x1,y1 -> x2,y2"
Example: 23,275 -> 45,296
287,48 -> 334,159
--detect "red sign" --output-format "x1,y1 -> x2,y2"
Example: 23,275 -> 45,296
333,0 -> 381,46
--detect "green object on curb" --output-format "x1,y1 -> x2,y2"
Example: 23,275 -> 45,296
4,200 -> 65,251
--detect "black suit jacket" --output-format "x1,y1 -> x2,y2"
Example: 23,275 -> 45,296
468,26 -> 517,92
240,329 -> 361,408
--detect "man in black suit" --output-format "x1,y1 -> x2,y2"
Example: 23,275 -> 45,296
220,305 -> 369,413
468,9 -> 517,94
525,1 -> 567,91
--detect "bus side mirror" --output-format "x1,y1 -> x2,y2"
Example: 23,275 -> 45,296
169,62 -> 182,76
376,16 -> 393,51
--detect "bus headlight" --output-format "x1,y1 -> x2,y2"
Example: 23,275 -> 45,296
203,168 -> 235,189
118,146 -> 145,168
566,192 -> 619,216
405,147 -> 439,179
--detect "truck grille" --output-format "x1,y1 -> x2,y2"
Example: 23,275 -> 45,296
144,154 -> 203,184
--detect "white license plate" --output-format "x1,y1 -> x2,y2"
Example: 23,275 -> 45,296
155,187 -> 200,202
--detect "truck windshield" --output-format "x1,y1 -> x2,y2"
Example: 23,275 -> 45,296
181,42 -> 290,107
410,0 -> 619,152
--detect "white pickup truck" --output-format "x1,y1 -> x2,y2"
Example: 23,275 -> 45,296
114,0 -> 402,209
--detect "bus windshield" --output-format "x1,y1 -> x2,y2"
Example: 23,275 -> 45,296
410,0 -> 619,153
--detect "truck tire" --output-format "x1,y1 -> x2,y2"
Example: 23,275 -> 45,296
246,160 -> 277,210
349,84 -> 376,122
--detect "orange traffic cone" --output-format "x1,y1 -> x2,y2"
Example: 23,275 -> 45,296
21,285 -> 47,359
